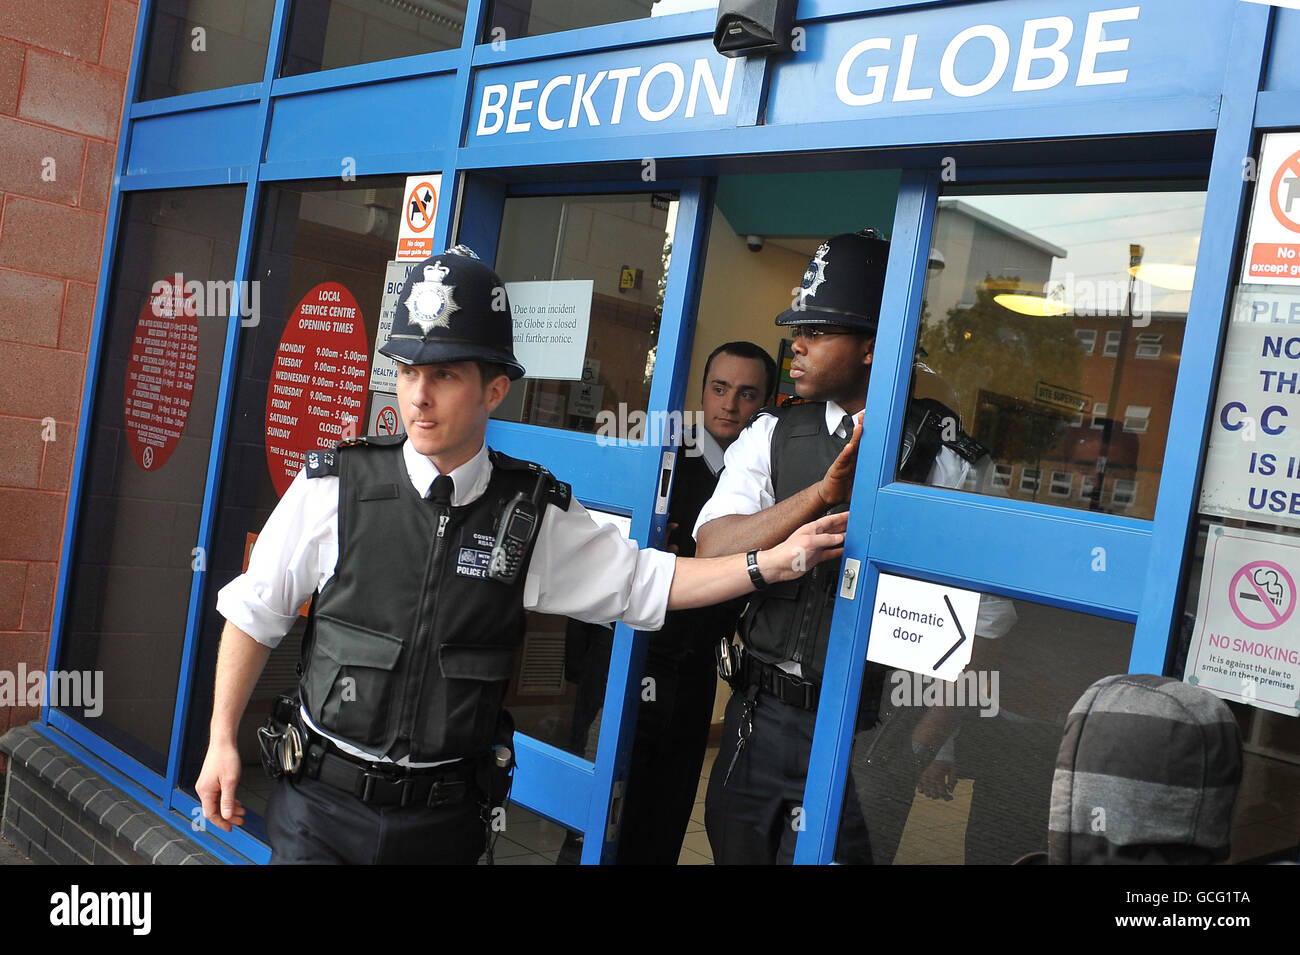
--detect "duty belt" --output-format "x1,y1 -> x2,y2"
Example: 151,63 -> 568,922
299,724 -> 473,808
739,652 -> 819,711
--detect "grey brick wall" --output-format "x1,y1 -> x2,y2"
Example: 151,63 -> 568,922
1,724 -> 234,865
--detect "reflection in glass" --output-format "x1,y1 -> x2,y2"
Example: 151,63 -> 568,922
487,0 -> 716,41
180,177 -> 406,822
905,189 -> 1207,521
58,188 -> 245,773
838,598 -> 1135,864
282,0 -> 467,76
491,194 -> 678,436
140,0 -> 275,100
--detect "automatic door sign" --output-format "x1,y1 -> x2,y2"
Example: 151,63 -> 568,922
123,277 -> 199,472
1186,525 -> 1300,715
396,174 -> 442,262
867,573 -> 981,682
1243,134 -> 1300,286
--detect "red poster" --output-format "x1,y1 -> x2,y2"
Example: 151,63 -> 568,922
123,278 -> 198,472
265,282 -> 370,497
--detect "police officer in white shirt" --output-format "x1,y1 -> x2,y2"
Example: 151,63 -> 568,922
196,246 -> 848,864
694,231 -> 1016,865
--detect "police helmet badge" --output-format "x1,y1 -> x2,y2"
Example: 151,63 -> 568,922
799,242 -> 831,306
405,260 -> 461,334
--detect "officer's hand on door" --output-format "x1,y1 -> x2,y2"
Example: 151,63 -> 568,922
196,740 -> 247,832
818,412 -> 864,508
756,510 -> 851,583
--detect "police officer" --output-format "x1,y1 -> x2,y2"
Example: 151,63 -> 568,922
196,247 -> 848,864
695,230 -> 1016,865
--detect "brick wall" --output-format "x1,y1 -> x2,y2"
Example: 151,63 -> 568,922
0,1 -> 140,763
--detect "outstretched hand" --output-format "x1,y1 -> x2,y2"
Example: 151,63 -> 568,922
758,510 -> 849,584
818,413 -> 863,508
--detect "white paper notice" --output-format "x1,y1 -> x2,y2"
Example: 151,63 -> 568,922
506,280 -> 593,381
369,261 -> 418,395
1186,525 -> 1300,715
1200,286 -> 1300,529
866,573 -> 981,682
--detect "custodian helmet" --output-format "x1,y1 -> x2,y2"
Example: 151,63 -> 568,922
775,229 -> 891,333
379,246 -> 526,379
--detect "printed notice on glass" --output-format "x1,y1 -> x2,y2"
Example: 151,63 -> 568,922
1242,133 -> 1300,286
1200,286 -> 1300,528
265,282 -> 370,497
867,573 -> 980,683
1186,525 -> 1300,715
369,260 -> 417,395
506,280 -> 593,381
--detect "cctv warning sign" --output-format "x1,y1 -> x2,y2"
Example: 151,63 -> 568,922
1243,134 -> 1300,286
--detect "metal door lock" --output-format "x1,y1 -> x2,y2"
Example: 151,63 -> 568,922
839,558 -> 860,600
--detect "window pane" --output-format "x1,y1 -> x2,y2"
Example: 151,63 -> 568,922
835,593 -> 1135,864
486,0 -> 716,41
140,0 -> 276,101
180,176 -> 407,820
58,187 -> 244,773
490,193 -> 678,437
282,0 -> 467,77
904,187 -> 1207,521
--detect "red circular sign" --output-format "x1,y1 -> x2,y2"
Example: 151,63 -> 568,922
123,278 -> 198,472
405,180 -> 438,234
1268,150 -> 1300,235
265,282 -> 371,496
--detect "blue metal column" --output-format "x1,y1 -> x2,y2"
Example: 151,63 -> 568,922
794,169 -> 939,864
1132,1 -> 1273,674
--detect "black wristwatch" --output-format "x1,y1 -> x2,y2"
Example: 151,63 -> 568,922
746,549 -> 768,590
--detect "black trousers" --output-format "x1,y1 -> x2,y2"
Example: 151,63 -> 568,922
705,688 -> 873,865
265,773 -> 486,865
616,646 -> 718,864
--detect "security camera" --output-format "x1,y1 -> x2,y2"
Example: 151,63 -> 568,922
746,235 -> 764,253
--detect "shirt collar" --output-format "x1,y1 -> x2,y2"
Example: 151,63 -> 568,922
696,426 -> 726,476
401,439 -> 491,505
824,400 -> 855,438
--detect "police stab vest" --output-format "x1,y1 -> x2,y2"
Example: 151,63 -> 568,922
739,402 -> 847,685
739,399 -> 982,687
300,437 -> 569,762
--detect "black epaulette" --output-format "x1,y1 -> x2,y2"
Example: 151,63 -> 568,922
304,450 -> 339,478
339,434 -> 405,449
489,449 -> 571,511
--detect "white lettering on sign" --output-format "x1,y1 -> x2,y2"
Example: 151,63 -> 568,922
476,57 -> 737,136
835,5 -> 1139,107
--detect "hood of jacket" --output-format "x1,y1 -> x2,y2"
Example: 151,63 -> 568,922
1048,674 -> 1242,865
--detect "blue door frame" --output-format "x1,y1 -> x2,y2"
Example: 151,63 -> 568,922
457,175 -> 715,862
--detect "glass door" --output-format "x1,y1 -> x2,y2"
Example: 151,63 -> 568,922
457,176 -> 712,862
798,170 -> 1210,864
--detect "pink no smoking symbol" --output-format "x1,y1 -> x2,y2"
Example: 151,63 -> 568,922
1229,560 -> 1296,630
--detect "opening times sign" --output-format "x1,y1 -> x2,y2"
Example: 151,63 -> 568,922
265,282 -> 370,497
1201,287 -> 1300,528
1186,525 -> 1300,716
123,278 -> 198,472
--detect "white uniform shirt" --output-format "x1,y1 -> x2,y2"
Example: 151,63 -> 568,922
693,400 -> 1017,674
217,439 -> 677,763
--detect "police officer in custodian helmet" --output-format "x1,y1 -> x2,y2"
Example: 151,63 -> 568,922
695,231 -> 1016,865
197,246 -> 850,864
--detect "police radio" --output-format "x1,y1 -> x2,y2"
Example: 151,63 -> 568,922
489,492 -> 540,584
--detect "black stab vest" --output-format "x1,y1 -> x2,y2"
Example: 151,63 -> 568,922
739,402 -> 847,685
301,440 -> 561,762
